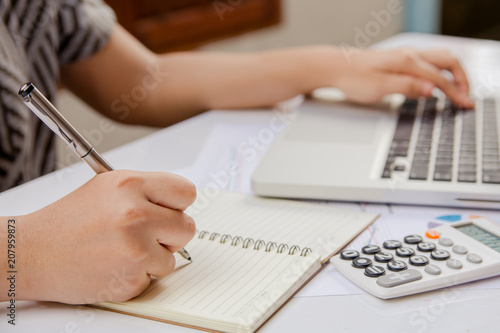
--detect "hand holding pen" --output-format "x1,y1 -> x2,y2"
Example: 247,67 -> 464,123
15,83 -> 196,304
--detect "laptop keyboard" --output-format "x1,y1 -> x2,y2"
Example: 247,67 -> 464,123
412,98 -> 439,180
381,97 -> 500,184
483,99 -> 500,183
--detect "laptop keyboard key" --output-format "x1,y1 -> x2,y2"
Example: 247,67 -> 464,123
410,165 -> 428,180
483,141 -> 498,149
458,172 -> 477,183
435,158 -> 452,166
483,162 -> 500,171
483,149 -> 499,156
433,172 -> 452,181
459,151 -> 476,158
414,146 -> 431,155
459,165 -> 476,173
483,155 -> 499,163
437,150 -> 454,158
459,157 -> 476,165
483,173 -> 500,184
434,164 -> 452,181
394,164 -> 406,172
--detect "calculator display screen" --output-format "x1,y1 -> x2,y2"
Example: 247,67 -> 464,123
455,224 -> 500,253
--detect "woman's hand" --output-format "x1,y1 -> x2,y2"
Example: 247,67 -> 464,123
13,170 -> 196,304
329,47 -> 473,108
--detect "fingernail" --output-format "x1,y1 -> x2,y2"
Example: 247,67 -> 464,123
421,82 -> 434,96
465,96 -> 475,109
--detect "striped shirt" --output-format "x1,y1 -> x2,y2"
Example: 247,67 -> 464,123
0,0 -> 115,192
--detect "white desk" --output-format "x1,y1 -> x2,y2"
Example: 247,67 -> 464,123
2,33 -> 500,333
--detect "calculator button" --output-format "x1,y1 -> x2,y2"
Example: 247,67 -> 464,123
396,247 -> 415,258
417,242 -> 436,252
340,250 -> 360,260
466,253 -> 483,264
446,259 -> 463,269
387,260 -> 408,272
374,252 -> 394,263
431,249 -> 451,261
424,264 -> 442,275
452,245 -> 468,255
383,240 -> 402,250
409,255 -> 429,266
377,269 -> 422,288
362,245 -> 381,255
352,257 -> 372,268
404,235 -> 423,244
425,230 -> 440,239
438,237 -> 454,247
365,266 -> 386,278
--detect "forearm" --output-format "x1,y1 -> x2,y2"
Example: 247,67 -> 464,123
62,25 -> 472,127
61,25 -> 343,127
142,46 -> 340,126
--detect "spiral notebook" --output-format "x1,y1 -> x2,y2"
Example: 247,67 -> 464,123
95,192 -> 378,332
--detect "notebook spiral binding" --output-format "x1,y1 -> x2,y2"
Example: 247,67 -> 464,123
197,230 -> 312,257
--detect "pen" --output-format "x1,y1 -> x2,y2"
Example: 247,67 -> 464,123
18,82 -> 192,262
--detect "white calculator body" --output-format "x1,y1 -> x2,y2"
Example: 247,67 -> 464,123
330,218 -> 500,299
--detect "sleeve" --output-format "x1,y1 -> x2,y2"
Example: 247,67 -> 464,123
57,0 -> 117,65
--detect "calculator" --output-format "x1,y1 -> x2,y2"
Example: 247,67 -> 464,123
330,218 -> 500,299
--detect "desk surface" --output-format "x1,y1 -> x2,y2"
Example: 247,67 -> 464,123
2,33 -> 500,333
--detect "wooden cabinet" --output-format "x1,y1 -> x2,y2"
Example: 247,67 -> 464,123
105,0 -> 281,52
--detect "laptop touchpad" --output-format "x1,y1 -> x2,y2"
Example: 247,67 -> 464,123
283,103 -> 384,144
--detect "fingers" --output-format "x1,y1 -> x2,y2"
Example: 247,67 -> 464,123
109,171 -> 196,279
145,203 -> 196,252
112,170 -> 197,211
391,49 -> 474,108
417,49 -> 470,95
142,172 -> 197,211
138,205 -> 194,277
145,242 -> 177,278
378,73 -> 435,99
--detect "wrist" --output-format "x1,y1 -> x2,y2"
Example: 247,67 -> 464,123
251,45 -> 345,98
302,45 -> 347,90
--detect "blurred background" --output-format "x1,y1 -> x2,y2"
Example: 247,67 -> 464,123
57,0 -> 500,168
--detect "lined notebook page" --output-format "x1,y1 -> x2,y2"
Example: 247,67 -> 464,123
101,236 -> 321,332
98,192 -> 376,332
187,191 -> 378,261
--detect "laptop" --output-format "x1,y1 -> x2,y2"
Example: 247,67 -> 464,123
251,35 -> 500,209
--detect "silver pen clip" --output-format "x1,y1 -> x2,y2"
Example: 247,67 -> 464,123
19,83 -> 90,157
19,83 -> 113,173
